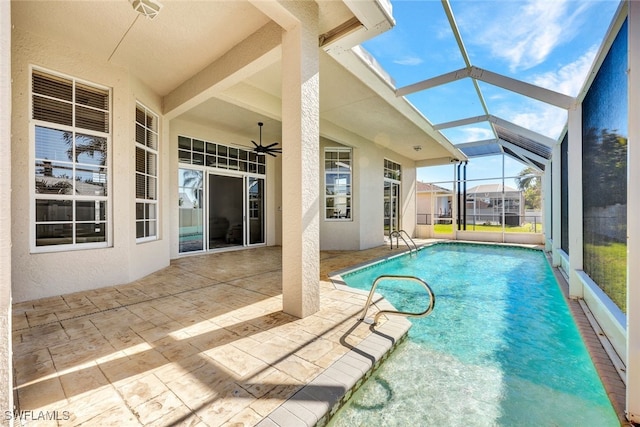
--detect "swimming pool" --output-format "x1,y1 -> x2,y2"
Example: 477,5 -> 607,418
329,243 -> 618,426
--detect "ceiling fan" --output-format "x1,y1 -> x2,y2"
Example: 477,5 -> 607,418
251,122 -> 282,157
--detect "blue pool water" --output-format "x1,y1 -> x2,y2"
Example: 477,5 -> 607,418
329,243 -> 618,426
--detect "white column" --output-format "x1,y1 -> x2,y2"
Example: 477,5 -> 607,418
551,142 -> 562,265
0,0 -> 13,417
567,106 -> 583,298
542,163 -> 551,251
626,1 -> 640,422
280,2 -> 320,318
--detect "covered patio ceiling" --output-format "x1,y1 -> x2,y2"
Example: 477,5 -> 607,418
11,0 -> 464,164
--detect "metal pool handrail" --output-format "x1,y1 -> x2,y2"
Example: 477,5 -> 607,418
389,230 -> 418,254
359,275 -> 436,325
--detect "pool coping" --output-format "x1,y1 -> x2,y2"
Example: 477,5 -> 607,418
255,312 -> 411,427
256,250 -> 416,427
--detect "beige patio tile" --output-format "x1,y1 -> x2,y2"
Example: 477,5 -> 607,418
249,336 -> 299,365
59,364 -> 110,402
117,373 -> 168,408
153,353 -> 210,384
99,349 -> 169,386
61,387 -> 127,426
238,367 -> 283,400
221,406 -> 264,427
14,357 -> 57,388
12,347 -> 52,374
103,327 -> 147,351
12,312 -> 29,330
132,389 -> 185,425
295,337 -> 343,365
272,354 -> 322,383
188,326 -> 241,352
26,311 -> 59,327
77,404 -> 140,426
194,383 -> 253,426
203,344 -> 269,380
135,320 -> 186,343
146,404 -> 205,427
16,376 -> 67,412
165,368 -> 224,411
48,336 -> 116,371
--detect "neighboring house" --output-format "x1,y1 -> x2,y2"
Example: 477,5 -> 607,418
416,181 -> 452,225
465,184 -> 524,225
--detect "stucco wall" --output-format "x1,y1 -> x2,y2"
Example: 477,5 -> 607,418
1,0 -> 13,420
11,29 -> 169,302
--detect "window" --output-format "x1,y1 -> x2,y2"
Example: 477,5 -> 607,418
135,103 -> 159,241
32,68 -> 110,249
384,159 -> 402,181
325,148 -> 352,220
178,136 -> 265,174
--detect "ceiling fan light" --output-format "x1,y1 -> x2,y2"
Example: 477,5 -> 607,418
130,0 -> 163,19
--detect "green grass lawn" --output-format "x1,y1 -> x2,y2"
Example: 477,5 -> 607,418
584,242 -> 627,313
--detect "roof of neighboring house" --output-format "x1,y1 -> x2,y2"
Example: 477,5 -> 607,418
416,181 -> 451,193
466,184 -> 520,194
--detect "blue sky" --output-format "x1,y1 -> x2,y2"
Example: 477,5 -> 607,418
361,0 -> 620,186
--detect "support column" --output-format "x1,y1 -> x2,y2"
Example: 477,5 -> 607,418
542,160 -> 552,252
551,142 -> 562,265
567,105 -> 583,298
626,1 -> 640,422
0,0 -> 13,420
280,2 -> 320,318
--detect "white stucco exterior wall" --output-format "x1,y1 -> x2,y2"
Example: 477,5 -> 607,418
11,28 -> 169,302
1,0 -> 13,420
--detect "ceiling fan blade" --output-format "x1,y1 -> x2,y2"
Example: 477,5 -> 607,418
265,142 -> 279,148
251,140 -> 259,148
266,151 -> 277,157
270,147 -> 282,152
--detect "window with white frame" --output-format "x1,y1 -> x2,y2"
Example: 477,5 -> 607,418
135,103 -> 159,241
384,159 -> 402,181
324,148 -> 352,220
32,68 -> 110,249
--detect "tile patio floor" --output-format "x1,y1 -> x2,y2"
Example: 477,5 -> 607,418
11,243 -> 628,426
12,245 -> 408,426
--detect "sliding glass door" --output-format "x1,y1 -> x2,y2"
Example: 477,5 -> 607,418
179,168 -> 265,254
384,180 -> 400,236
208,174 -> 244,249
248,177 -> 264,245
178,168 -> 204,253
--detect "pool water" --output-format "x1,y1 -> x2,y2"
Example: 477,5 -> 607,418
329,243 -> 618,426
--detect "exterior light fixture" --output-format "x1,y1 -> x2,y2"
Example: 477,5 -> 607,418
130,0 -> 163,19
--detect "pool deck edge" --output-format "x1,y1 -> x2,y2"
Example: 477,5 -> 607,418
256,311 -> 411,427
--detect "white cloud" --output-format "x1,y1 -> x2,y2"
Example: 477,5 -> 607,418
531,45 -> 598,96
461,0 -> 593,72
509,103 -> 568,139
393,56 -> 424,66
460,127 -> 494,143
